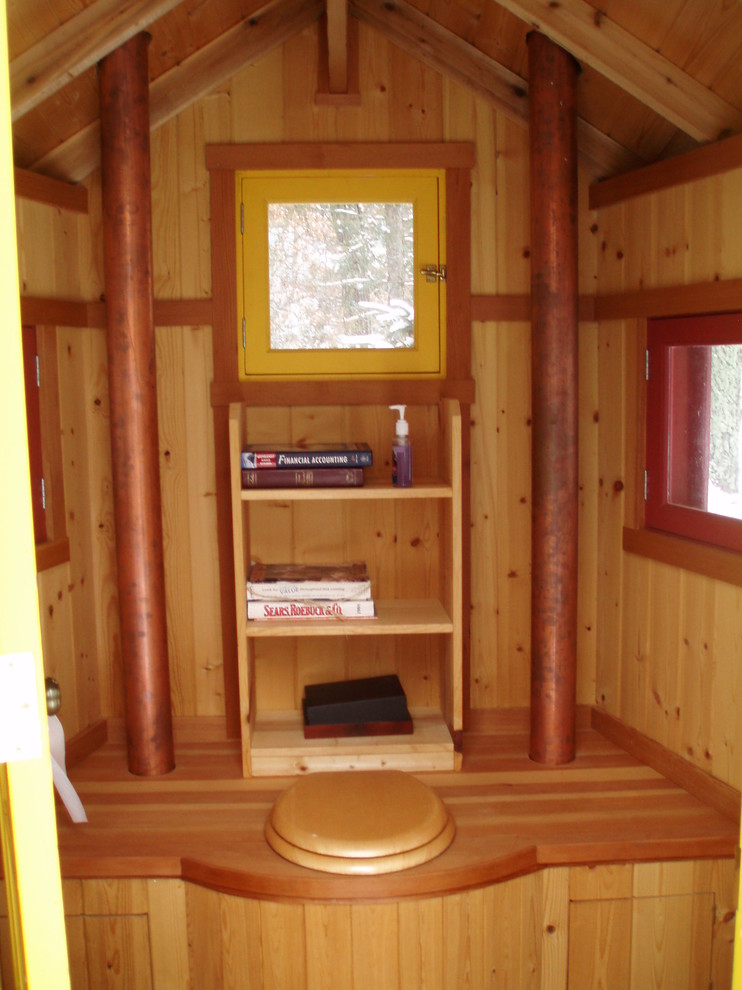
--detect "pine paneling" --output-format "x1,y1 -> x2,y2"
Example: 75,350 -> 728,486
45,861 -> 735,989
18,14 -> 742,793
595,165 -> 742,790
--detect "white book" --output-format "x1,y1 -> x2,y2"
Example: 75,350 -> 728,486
247,599 -> 376,620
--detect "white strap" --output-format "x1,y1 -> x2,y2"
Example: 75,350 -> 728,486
48,715 -> 87,823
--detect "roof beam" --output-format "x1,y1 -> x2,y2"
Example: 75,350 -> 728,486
326,0 -> 349,93
31,0 -> 325,182
350,0 -> 642,177
10,0 -> 182,121
494,0 -> 742,142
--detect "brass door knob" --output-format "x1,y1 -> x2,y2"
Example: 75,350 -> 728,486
45,677 -> 61,716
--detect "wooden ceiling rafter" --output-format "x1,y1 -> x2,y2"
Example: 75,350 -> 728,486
10,0 -> 183,122
11,0 -> 742,184
350,0 -> 643,177
30,0 -> 326,182
326,0 -> 349,94
494,0 -> 742,142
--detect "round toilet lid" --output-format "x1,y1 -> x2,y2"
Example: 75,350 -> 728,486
265,770 -> 455,875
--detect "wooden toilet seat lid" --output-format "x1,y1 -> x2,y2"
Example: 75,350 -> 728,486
265,770 -> 455,875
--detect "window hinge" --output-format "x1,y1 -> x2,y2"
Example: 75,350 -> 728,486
242,317 -> 246,349
240,203 -> 244,235
645,349 -> 650,381
419,263 -> 447,283
644,469 -> 648,501
41,476 -> 46,510
35,354 -> 40,388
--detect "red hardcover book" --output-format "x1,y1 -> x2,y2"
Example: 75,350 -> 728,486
246,561 -> 372,600
241,467 -> 364,489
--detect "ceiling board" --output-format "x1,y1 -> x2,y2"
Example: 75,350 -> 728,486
6,0 -> 742,182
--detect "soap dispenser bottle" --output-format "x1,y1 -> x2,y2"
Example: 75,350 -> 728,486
389,405 -> 412,487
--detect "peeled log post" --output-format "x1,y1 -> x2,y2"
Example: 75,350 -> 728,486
99,34 -> 174,776
528,32 -> 580,765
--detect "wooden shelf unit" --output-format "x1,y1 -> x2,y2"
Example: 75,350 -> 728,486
228,399 -> 463,776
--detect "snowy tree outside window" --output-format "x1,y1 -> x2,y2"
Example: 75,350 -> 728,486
268,202 -> 415,351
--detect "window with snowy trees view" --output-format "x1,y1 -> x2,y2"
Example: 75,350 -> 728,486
268,201 -> 414,352
645,312 -> 742,552
237,170 -> 445,379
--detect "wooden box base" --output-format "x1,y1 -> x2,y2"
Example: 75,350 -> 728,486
303,718 -> 414,739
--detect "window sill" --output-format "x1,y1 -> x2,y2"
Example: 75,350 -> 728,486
623,526 -> 742,588
36,537 -> 70,573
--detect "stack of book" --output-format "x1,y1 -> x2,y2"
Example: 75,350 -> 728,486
241,442 -> 373,489
246,561 -> 376,620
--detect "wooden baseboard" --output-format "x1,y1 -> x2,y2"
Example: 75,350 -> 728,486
591,706 -> 741,824
65,719 -> 108,769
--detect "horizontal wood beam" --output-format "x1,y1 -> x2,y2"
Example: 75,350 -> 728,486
32,0 -> 325,182
350,0 -> 642,178
495,0 -> 742,142
473,280 -> 742,324
206,140 -> 475,171
472,294 -> 596,322
13,167 -> 88,212
35,537 -> 70,573
10,0 -> 182,121
590,131 -> 742,209
594,278 -> 742,320
20,296 -> 213,328
20,297 -> 96,327
153,298 -> 213,326
210,378 -> 476,407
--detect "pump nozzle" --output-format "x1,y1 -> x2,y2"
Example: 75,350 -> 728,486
389,404 -> 409,437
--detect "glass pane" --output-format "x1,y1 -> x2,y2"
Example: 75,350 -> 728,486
267,202 -> 414,351
709,344 -> 742,518
668,344 -> 742,519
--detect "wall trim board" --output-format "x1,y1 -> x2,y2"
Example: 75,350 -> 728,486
65,719 -> 108,770
594,278 -> 742,320
472,280 -> 742,325
20,296 -> 93,327
210,378 -> 476,407
589,131 -> 742,209
623,526 -> 742,589
205,141 -> 476,171
20,296 -> 213,329
13,166 -> 88,213
35,537 -> 70,572
471,294 -> 597,322
591,705 -> 741,823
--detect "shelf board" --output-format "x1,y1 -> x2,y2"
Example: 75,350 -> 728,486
250,708 -> 455,775
241,478 -> 453,501
244,598 -> 453,637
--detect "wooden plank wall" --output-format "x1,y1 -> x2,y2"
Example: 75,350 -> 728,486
1,861 -> 735,989
14,21 -> 600,736
19,20 -> 742,792
594,167 -> 742,791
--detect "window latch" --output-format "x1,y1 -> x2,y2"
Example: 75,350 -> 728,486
419,263 -> 447,283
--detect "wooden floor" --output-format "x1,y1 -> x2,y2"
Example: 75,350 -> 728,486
57,708 -> 740,904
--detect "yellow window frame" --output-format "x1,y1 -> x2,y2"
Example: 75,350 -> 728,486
236,169 -> 446,380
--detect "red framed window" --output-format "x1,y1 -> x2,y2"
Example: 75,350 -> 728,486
646,312 -> 742,552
